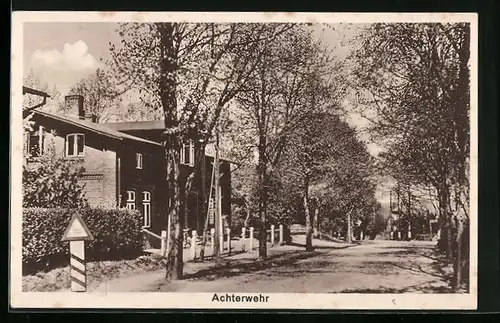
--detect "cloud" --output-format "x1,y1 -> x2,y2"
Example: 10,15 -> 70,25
28,40 -> 101,94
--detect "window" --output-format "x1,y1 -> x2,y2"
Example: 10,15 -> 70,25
142,191 -> 151,228
27,126 -> 45,157
180,140 -> 195,167
136,153 -> 143,169
126,190 -> 136,210
66,133 -> 85,157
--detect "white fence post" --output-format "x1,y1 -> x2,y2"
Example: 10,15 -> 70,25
241,227 -> 246,251
226,228 -> 231,254
160,230 -> 167,257
397,231 -> 401,240
249,227 -> 254,251
191,230 -> 197,260
270,225 -> 275,245
210,228 -> 215,254
219,229 -> 224,254
166,214 -> 171,255
279,224 -> 283,245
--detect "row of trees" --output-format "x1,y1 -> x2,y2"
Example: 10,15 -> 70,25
350,23 -> 471,291
105,22 -> 380,279
22,72 -> 88,209
28,23 -> 465,287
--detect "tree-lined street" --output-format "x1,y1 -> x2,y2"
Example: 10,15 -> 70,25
87,239 -> 452,293
21,20 -> 472,294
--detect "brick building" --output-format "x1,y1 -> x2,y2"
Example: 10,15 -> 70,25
23,93 -> 232,235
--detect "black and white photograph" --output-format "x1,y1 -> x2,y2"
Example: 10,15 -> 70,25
10,12 -> 477,309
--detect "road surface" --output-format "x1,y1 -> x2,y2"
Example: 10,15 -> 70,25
92,239 -> 453,293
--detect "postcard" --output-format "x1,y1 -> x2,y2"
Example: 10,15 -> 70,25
10,11 -> 478,310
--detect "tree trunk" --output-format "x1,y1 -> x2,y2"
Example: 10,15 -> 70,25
313,204 -> 319,238
198,141 -> 206,233
443,185 -> 453,261
213,128 -> 221,260
244,206 -> 251,227
257,142 -> 268,259
199,143 -> 210,261
446,210 -> 453,261
165,148 -> 183,280
452,215 -> 464,292
437,186 -> 453,259
347,210 -> 352,244
158,23 -> 183,280
304,183 -> 314,252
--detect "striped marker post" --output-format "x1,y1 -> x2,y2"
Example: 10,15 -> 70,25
61,212 -> 94,293
70,241 -> 87,291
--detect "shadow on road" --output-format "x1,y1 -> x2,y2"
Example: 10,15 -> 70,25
182,250 -> 321,281
287,242 -> 354,250
338,281 -> 452,293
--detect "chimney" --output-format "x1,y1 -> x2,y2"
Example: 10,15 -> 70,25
65,95 -> 85,120
64,95 -> 97,123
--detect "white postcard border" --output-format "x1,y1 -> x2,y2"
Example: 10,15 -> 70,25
10,11 -> 478,310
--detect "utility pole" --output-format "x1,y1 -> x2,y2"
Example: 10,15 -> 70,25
347,209 -> 352,244
389,190 -> 392,212
397,182 -> 401,240
396,183 -> 400,216
407,184 -> 412,240
213,124 -> 221,260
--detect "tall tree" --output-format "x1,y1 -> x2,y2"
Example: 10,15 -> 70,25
276,111 -> 377,245
23,69 -> 49,109
280,112 -> 350,250
234,26 -> 339,259
109,22 -> 295,279
68,68 -> 121,123
23,69 -> 64,114
351,23 -> 471,290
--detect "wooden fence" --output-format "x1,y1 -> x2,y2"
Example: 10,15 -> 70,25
143,224 -> 285,259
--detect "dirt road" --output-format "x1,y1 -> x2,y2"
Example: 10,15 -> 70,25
91,239 -> 453,293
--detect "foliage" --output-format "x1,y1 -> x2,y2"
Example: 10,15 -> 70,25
277,111 -> 378,243
109,22 -> 300,276
363,203 -> 386,239
22,137 -> 88,208
22,207 -> 144,274
232,25 -> 343,256
23,68 -> 65,114
351,23 -> 470,289
68,68 -> 121,123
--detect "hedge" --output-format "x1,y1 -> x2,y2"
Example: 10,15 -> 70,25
22,207 -> 143,275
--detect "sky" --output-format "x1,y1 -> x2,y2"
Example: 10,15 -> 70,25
22,22 -> 392,204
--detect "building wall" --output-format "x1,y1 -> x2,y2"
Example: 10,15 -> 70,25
119,141 -> 165,232
26,115 -> 118,208
117,128 -> 233,234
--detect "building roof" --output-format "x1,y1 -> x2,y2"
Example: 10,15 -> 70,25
23,86 -> 51,98
32,110 -> 163,147
105,120 -> 237,163
104,120 -> 165,131
31,111 -> 237,163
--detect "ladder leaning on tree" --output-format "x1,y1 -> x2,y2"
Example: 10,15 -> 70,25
199,158 -> 216,260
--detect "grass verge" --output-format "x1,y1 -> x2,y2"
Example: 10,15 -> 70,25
22,254 -> 166,292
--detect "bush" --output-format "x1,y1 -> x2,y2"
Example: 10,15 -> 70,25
23,207 -> 143,275
23,150 -> 88,208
